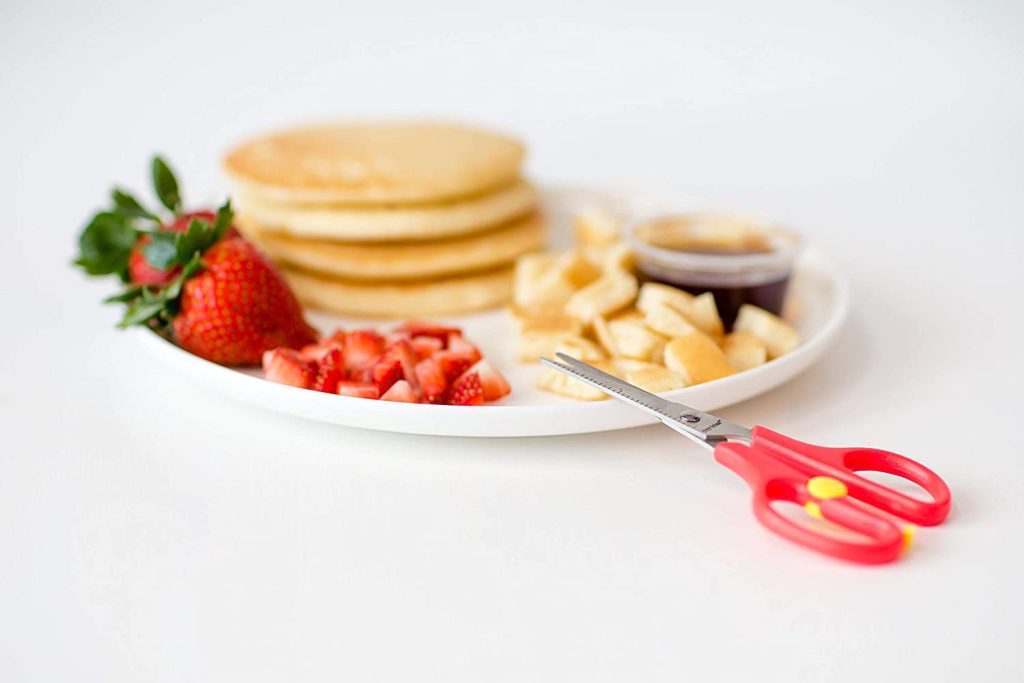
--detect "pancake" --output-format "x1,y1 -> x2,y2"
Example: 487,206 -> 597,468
283,266 -> 514,318
241,213 -> 544,281
223,121 -> 525,205
234,179 -> 538,242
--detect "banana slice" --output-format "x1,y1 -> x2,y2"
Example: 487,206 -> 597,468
514,310 -> 583,361
644,301 -> 699,338
537,361 -> 613,400
663,332 -> 735,385
554,335 -> 607,362
687,292 -> 725,340
564,269 -> 638,323
591,315 -> 619,357
611,358 -> 662,375
573,208 -> 622,250
733,305 -> 800,359
513,252 -> 558,309
721,331 -> 768,371
636,282 -> 695,316
607,318 -> 666,361
624,366 -> 687,393
602,242 -> 635,273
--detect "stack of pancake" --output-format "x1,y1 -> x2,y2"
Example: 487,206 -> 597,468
222,122 -> 544,317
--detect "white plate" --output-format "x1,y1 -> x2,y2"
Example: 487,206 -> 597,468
135,188 -> 848,437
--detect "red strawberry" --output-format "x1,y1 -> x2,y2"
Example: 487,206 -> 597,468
466,360 -> 511,401
380,380 -> 418,403
336,381 -> 380,399
396,321 -> 462,343
373,357 -> 403,394
311,348 -> 345,393
410,335 -> 444,359
344,330 -> 385,370
384,331 -> 411,347
448,371 -> 484,406
447,333 -> 482,363
262,348 -> 317,389
380,340 -> 419,388
127,211 -> 231,286
172,237 -> 319,365
433,351 -> 474,384
414,358 -> 448,403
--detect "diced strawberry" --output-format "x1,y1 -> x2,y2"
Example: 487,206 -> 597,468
396,321 -> 462,344
325,328 -> 346,345
447,333 -> 482,363
312,348 -> 345,393
350,365 -> 374,383
447,371 -> 484,406
336,381 -> 380,399
299,343 -> 326,362
380,340 -> 419,389
433,350 -> 474,384
384,331 -> 411,347
410,335 -> 444,359
344,330 -> 384,370
262,348 -> 317,389
373,357 -> 403,394
414,357 -> 448,404
380,379 -> 418,403
466,359 -> 511,401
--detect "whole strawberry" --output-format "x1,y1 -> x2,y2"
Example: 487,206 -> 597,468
75,156 -> 317,366
171,236 -> 318,364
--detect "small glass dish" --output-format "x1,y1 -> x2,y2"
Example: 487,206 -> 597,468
624,213 -> 802,329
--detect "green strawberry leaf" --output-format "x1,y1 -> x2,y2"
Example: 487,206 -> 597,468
111,188 -> 160,222
103,285 -> 146,304
163,251 -> 203,301
152,156 -> 182,214
174,218 -> 218,263
74,212 -> 139,278
212,199 -> 234,241
117,298 -> 168,328
141,231 -> 179,270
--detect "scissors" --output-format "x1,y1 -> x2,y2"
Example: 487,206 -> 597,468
542,353 -> 952,565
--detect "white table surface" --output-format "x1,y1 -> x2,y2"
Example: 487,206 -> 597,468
2,0 -> 1023,680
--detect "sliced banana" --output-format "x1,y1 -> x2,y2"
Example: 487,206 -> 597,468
663,332 -> 735,385
733,305 -> 800,359
607,319 -> 666,361
554,335 -> 607,362
721,331 -> 768,371
624,366 -> 687,394
513,252 -> 557,309
644,301 -> 699,338
537,364 -> 610,400
564,269 -> 638,323
636,282 -> 695,316
573,208 -> 622,251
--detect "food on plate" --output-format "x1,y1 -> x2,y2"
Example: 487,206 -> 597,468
240,212 -> 543,281
283,266 -> 514,318
224,121 -> 542,317
514,208 -> 801,400
262,322 -> 511,405
733,304 -> 801,359
74,156 -> 318,365
223,122 -> 525,205
625,212 -> 801,328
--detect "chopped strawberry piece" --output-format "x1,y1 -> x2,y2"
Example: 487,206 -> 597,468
433,350 -> 474,384
396,321 -> 462,344
336,381 -> 380,399
373,357 -> 403,394
384,331 -> 412,347
350,365 -> 374,383
414,358 -> 448,403
312,348 -> 345,393
380,340 -> 419,389
466,360 -> 511,401
344,330 -> 384,370
380,379 -> 418,403
447,333 -> 482,363
410,335 -> 444,359
262,348 -> 317,389
448,371 -> 484,406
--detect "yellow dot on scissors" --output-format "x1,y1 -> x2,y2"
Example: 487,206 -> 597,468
803,502 -> 824,520
807,476 -> 848,500
902,525 -> 916,552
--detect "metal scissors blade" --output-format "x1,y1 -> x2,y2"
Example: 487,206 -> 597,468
542,353 -> 751,448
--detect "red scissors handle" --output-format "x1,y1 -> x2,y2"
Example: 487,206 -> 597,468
713,427 -> 952,565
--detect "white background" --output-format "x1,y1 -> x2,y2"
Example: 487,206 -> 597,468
2,0 -> 1023,680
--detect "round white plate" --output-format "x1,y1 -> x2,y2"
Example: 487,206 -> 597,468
135,188 -> 848,437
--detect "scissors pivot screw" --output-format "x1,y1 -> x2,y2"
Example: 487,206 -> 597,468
681,413 -> 700,423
